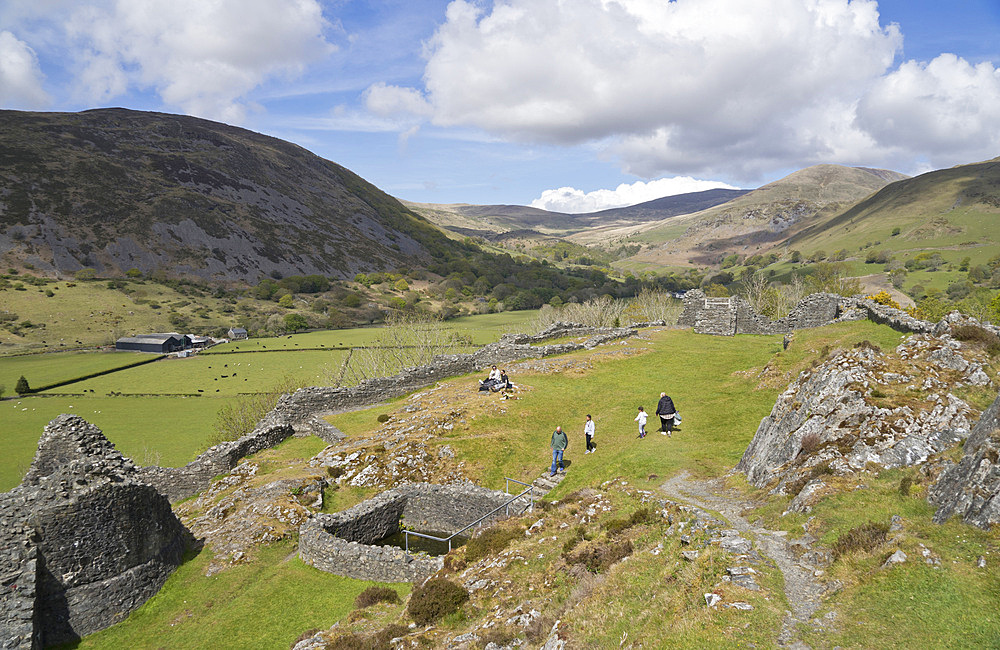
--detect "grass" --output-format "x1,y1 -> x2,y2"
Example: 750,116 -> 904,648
72,540 -> 410,650
0,279 -> 239,352
47,350 -> 346,396
0,395 -> 227,490
205,310 -> 536,353
330,320 -> 905,499
0,349 -> 148,393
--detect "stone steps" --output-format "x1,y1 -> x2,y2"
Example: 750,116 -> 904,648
530,471 -> 566,497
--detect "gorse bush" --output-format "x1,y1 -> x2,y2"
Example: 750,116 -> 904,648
406,578 -> 468,625
354,586 -> 400,609
465,524 -> 523,562
951,324 -> 1000,357
833,521 -> 890,559
563,539 -> 633,573
604,507 -> 658,537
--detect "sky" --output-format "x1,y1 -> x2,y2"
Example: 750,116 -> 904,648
1,0 -> 999,213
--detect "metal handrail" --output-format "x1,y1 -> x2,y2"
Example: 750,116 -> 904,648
403,485 -> 534,553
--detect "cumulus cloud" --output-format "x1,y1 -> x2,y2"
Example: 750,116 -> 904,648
0,30 -> 50,108
368,0 -> 1000,180
857,54 -> 1000,162
530,176 -> 739,213
63,0 -> 333,122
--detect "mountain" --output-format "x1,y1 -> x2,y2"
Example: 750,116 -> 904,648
0,109 -> 458,282
404,188 -> 747,238
594,164 -> 909,266
785,157 -> 1000,255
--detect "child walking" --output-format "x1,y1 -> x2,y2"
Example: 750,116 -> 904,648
635,406 -> 647,438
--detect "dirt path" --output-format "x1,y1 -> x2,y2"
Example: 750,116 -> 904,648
661,471 -> 828,649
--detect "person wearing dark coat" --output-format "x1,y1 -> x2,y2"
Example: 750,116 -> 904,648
655,392 -> 676,436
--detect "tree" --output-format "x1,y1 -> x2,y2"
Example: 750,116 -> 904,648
283,313 -> 308,332
278,294 -> 295,308
15,375 -> 30,395
393,278 -> 409,292
125,268 -> 143,278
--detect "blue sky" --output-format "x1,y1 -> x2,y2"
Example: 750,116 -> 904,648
2,0 -> 999,212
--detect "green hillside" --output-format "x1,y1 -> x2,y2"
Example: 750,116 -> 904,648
787,157 -> 1000,260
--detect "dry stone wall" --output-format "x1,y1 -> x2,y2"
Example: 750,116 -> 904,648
678,290 -> 936,337
299,482 -> 528,583
0,416 -> 186,649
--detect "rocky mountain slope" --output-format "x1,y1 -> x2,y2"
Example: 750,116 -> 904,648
0,109 -> 459,282
604,165 -> 908,266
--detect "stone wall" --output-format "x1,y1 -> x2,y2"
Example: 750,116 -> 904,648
679,290 -> 937,337
0,415 -> 186,648
136,423 -> 294,502
299,482 -> 528,583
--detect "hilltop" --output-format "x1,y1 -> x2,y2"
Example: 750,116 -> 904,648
0,108 -> 458,282
599,165 -> 908,267
786,157 -> 1000,256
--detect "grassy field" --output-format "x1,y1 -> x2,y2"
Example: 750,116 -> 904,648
205,310 -> 537,353
49,350 -> 348,397
75,539 -> 410,650
331,321 -> 908,496
1,395 -> 224,490
0,311 -> 539,491
0,349 -> 149,393
0,278 -> 241,351
53,317 -> 1000,648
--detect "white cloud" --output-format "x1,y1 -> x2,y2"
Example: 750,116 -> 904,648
856,54 -> 1000,163
0,30 -> 50,108
531,176 -> 739,214
369,0 -> 1000,180
62,0 -> 334,122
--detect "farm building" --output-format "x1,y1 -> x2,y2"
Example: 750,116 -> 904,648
228,327 -> 248,340
188,335 -> 214,349
115,333 -> 192,353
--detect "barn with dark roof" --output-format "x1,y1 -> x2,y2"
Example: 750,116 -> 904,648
115,333 -> 191,353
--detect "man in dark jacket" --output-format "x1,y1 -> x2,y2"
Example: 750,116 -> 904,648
655,392 -> 676,436
550,426 -> 568,476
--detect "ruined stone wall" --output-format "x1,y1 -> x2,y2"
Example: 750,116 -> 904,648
679,290 -> 938,337
137,423 -> 294,502
0,415 -> 186,648
299,483 -> 527,583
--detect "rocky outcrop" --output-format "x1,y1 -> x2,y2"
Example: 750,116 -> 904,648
0,415 -> 186,648
737,332 -> 993,493
929,392 -> 1000,529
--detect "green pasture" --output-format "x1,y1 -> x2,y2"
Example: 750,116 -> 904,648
0,279 -> 237,351
332,320 -> 907,496
76,539 -> 410,650
48,350 -> 346,397
1,395 -> 226,490
205,310 -> 538,353
0,350 -> 148,393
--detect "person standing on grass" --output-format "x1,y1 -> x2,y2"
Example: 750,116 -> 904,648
655,392 -> 676,437
550,425 -> 568,476
635,406 -> 647,438
584,414 -> 596,454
